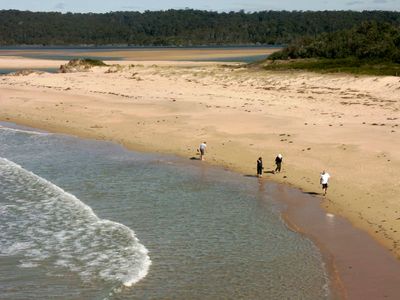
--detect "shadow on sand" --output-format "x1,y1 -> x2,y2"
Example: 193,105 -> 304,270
304,191 -> 320,196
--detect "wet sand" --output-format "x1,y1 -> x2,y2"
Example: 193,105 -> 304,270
278,183 -> 400,299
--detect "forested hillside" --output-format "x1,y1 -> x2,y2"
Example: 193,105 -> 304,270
263,21 -> 400,76
269,21 -> 400,62
1,10 -> 400,46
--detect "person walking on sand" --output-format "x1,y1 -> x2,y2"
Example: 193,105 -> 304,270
199,142 -> 207,161
274,154 -> 283,173
257,157 -> 263,178
320,170 -> 331,196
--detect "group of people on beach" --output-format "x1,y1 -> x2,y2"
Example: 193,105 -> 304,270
198,141 -> 331,196
256,154 -> 282,178
258,155 -> 331,196
257,155 -> 330,196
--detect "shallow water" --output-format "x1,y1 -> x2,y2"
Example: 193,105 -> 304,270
0,46 -> 273,62
0,67 -> 59,74
0,124 -> 331,299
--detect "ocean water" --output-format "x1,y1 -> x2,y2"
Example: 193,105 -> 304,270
0,124 -> 331,299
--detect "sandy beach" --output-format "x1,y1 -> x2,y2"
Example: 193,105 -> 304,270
0,56 -> 66,69
0,55 -> 399,260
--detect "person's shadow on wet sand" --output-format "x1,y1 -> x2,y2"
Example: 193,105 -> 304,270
304,191 -> 321,196
244,174 -> 259,178
190,157 -> 201,160
264,170 -> 275,174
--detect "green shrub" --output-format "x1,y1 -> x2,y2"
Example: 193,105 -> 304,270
79,58 -> 107,66
269,22 -> 400,63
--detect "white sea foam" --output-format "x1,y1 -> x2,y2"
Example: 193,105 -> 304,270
0,157 -> 151,288
0,125 -> 49,135
19,261 -> 39,268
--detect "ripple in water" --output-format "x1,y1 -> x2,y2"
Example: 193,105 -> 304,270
0,157 -> 151,288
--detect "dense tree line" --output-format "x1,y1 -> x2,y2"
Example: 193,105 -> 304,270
1,10 -> 400,46
269,21 -> 400,62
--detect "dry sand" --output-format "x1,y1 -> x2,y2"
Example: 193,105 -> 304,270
0,56 -> 66,68
1,56 -> 399,262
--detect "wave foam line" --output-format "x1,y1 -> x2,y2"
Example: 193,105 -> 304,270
0,157 -> 151,288
0,125 -> 50,135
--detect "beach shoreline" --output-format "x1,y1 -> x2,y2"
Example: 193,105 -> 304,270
279,185 -> 400,299
0,121 -> 339,298
3,120 -> 400,299
1,55 -> 399,297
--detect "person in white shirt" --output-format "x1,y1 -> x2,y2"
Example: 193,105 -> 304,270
320,170 -> 331,196
199,142 -> 207,161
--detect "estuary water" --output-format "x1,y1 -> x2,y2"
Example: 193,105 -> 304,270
0,67 -> 59,75
0,46 -> 274,62
0,123 -> 331,299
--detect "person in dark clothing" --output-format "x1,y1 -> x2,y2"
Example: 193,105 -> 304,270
275,154 -> 283,173
257,157 -> 263,178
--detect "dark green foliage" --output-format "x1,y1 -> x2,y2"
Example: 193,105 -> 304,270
269,21 -> 400,62
59,58 -> 107,72
78,58 -> 107,66
263,58 -> 400,76
0,10 -> 400,46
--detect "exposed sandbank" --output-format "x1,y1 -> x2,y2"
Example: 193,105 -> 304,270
0,56 -> 66,68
